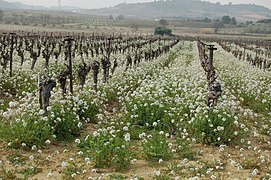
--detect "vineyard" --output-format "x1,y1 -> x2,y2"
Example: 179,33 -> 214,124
0,31 -> 271,179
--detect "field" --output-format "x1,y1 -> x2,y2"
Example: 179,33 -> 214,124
0,21 -> 271,180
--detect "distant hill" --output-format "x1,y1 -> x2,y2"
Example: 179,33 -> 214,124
0,0 -> 79,11
257,19 -> 271,23
0,0 -> 270,21
82,0 -> 271,21
0,0 -> 31,9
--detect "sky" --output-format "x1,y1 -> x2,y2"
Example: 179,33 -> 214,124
4,0 -> 271,9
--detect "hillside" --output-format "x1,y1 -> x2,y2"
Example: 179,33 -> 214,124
0,0 -> 30,9
0,0 -> 78,11
82,0 -> 271,21
0,0 -> 270,21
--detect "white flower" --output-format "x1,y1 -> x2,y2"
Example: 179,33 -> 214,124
211,175 -> 216,179
251,169 -> 258,176
31,145 -> 37,151
60,100 -> 66,104
158,159 -> 163,163
217,126 -> 224,131
154,170 -> 161,176
153,122 -> 158,127
47,106 -> 52,111
75,139 -> 81,144
139,133 -> 145,139
123,126 -> 129,131
46,155 -> 52,161
29,155 -> 34,161
124,133 -> 130,142
3,112 -> 9,118
9,101 -> 17,108
62,161 -> 68,167
45,140 -> 51,145
85,157 -> 91,164
93,131 -> 99,137
78,151 -> 83,156
39,109 -> 45,115
91,169 -> 97,173
77,122 -> 83,128
47,171 -> 53,178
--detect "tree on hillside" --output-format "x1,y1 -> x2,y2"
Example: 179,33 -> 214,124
116,15 -> 124,20
231,17 -> 237,25
109,14 -> 114,20
154,27 -> 172,36
203,17 -> 211,23
159,19 -> 169,27
213,19 -> 223,34
222,15 -> 231,24
0,9 -> 4,21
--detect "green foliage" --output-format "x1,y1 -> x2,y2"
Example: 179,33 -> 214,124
152,173 -> 171,180
166,161 -> 183,174
0,98 -> 88,149
162,51 -> 178,68
142,133 -> 173,161
62,160 -> 86,179
213,19 -> 223,34
79,131 -> 132,170
203,17 -> 211,23
245,23 -> 271,34
193,108 -> 242,146
221,15 -> 237,25
231,17 -> 237,25
125,98 -> 174,131
257,19 -> 271,24
0,166 -> 17,180
0,72 -> 36,96
0,9 -> 4,21
159,19 -> 169,27
0,71 -> 36,112
154,27 -> 172,36
109,14 -> 114,20
109,174 -> 127,180
175,139 -> 195,160
222,15 -> 231,24
101,85 -> 119,103
75,94 -> 99,122
19,165 -> 42,178
48,103 -> 82,141
116,14 -> 124,20
0,112 -> 53,149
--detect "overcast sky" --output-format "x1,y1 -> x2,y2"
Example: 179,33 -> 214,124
4,0 -> 271,9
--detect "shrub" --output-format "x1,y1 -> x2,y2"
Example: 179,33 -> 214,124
192,108 -> 243,146
142,132 -> 173,161
125,98 -> 174,131
0,112 -> 53,149
48,102 -> 81,141
75,94 -> 99,122
154,27 -> 172,36
79,131 -> 132,170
